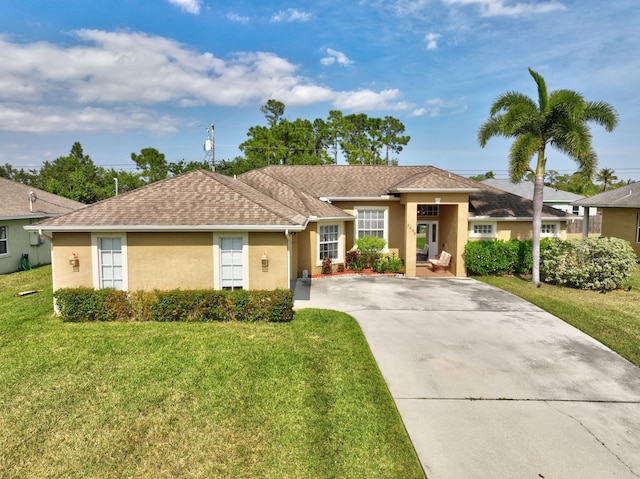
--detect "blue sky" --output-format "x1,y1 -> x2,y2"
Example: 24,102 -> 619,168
1,0 -> 638,181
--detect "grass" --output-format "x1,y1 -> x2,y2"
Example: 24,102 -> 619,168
0,266 -> 424,479
476,265 -> 640,367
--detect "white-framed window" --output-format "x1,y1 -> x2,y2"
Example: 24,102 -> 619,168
317,223 -> 344,263
92,233 -> 128,290
469,222 -> 497,239
213,233 -> 249,291
355,207 -> 388,241
418,205 -> 439,217
572,205 -> 580,215
636,214 -> 640,243
0,226 -> 7,255
541,222 -> 560,238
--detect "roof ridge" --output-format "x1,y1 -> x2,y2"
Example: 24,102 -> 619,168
201,169 -> 307,224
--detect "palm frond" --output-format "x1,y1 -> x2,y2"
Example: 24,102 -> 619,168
528,68 -> 548,114
489,92 -> 537,116
551,119 -> 595,171
509,133 -> 540,181
478,116 -> 504,147
583,101 -> 619,131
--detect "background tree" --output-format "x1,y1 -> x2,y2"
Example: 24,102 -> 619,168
478,68 -> 618,285
237,99 -> 410,172
595,168 -> 618,191
131,147 -> 170,183
36,142 -> 109,203
469,171 -> 495,182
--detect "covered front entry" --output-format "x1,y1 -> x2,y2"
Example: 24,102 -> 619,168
401,196 -> 470,277
416,221 -> 438,262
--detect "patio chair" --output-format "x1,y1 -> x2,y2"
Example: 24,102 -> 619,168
428,251 -> 451,272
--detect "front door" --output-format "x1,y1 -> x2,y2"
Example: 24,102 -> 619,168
416,221 -> 438,261
220,237 -> 243,290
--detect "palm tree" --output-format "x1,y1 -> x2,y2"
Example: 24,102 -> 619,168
595,168 -> 618,191
478,68 -> 618,285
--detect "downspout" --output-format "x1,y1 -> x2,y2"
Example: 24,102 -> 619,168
38,229 -> 53,242
285,229 -> 292,289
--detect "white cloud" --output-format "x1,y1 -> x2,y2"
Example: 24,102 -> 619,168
0,104 -> 178,134
333,89 -> 413,111
166,0 -> 202,15
226,12 -> 250,24
0,30 -> 410,132
443,0 -> 566,17
321,48 -> 354,66
271,8 -> 312,23
424,32 -> 441,50
411,98 -> 467,117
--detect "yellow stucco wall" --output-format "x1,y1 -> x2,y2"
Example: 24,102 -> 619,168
128,232 -> 214,290
401,193 -> 470,277
51,232 -> 93,290
248,232 -> 289,290
296,226 -> 313,276
601,208 -> 640,257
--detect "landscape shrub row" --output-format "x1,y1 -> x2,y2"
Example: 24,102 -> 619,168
540,236 -> 637,291
54,288 -> 294,323
464,239 -> 545,275
465,237 -> 637,291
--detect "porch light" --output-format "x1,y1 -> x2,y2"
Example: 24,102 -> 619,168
435,197 -> 441,204
261,252 -> 269,268
68,252 -> 79,271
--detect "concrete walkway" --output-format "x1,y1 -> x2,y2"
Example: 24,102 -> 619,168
293,275 -> 640,479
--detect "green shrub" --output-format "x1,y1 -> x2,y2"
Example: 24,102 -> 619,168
541,237 -> 637,291
373,252 -> 404,273
464,238 -> 553,276
355,236 -> 386,268
54,288 -> 294,322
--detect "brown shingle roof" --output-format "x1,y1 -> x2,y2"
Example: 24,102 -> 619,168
239,169 -> 353,219
239,165 -> 480,197
34,170 -> 307,230
470,184 -> 574,218
0,177 -> 84,219
573,182 -> 640,208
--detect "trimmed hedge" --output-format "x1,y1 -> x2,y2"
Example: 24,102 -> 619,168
540,237 -> 637,291
54,288 -> 294,323
464,239 -> 547,276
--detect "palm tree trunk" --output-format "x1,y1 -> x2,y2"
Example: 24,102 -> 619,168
531,173 -> 544,285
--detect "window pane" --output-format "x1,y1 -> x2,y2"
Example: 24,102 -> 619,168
319,224 -> 340,260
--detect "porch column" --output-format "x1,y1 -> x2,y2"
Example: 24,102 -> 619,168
404,201 -> 417,277
582,207 -> 590,237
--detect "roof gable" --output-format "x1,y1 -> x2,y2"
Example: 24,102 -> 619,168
573,182 -> 640,208
481,179 -> 585,202
0,177 -> 84,219
35,170 -> 308,230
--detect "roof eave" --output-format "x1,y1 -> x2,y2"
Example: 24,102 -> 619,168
321,196 -> 401,202
468,216 -> 569,221
25,224 -> 308,233
1,214 -> 59,221
391,188 -> 482,193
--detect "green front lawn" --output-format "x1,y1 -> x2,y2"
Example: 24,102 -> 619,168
476,265 -> 640,368
0,266 -> 424,479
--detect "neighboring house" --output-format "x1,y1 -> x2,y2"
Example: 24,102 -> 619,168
481,179 -> 588,216
27,166 -> 573,292
572,182 -> 640,258
1,177 -> 84,274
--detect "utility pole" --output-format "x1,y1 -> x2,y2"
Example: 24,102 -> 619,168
204,124 -> 215,171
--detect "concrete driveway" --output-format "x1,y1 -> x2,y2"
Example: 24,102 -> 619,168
293,275 -> 640,479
